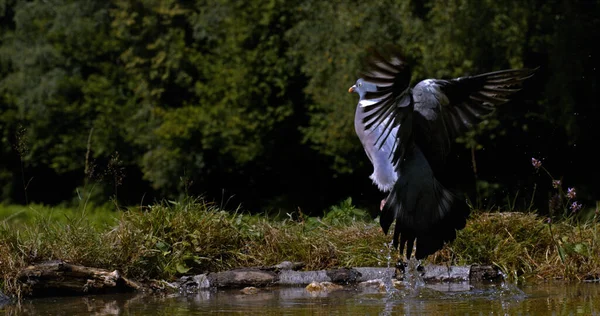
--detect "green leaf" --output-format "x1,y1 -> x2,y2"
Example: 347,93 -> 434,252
156,241 -> 169,252
557,245 -> 566,263
175,262 -> 191,274
573,243 -> 587,255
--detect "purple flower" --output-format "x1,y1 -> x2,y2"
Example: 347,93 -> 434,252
552,180 -> 561,188
567,187 -> 576,199
546,217 -> 552,224
531,158 -> 542,169
570,202 -> 582,213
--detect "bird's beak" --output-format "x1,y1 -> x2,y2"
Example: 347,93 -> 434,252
348,85 -> 356,93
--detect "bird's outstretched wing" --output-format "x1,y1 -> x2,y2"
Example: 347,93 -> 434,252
411,69 -> 537,170
361,52 -> 537,169
358,47 -> 413,166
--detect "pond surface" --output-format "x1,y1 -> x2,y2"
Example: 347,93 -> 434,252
2,281 -> 599,315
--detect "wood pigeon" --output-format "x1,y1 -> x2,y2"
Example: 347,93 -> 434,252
349,47 -> 537,262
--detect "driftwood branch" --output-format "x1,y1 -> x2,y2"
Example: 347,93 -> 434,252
17,260 -> 140,296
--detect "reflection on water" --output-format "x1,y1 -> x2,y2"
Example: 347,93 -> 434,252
1,282 -> 599,315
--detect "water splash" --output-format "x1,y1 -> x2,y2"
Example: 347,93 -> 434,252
498,280 -> 526,300
498,281 -> 527,316
380,269 -> 398,296
379,241 -> 398,295
379,244 -> 427,299
403,258 -> 425,295
383,241 -> 393,268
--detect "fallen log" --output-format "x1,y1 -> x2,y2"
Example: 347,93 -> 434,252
17,260 -> 141,296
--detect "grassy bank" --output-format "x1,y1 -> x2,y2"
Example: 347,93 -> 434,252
1,198 -> 599,297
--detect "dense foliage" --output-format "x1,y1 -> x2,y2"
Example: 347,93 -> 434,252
1,0 -> 598,215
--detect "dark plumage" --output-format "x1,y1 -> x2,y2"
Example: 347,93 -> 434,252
350,47 -> 537,261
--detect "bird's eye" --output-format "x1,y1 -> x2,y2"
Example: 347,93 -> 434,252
358,82 -> 362,87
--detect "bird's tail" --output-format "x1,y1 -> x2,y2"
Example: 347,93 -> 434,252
380,146 -> 470,259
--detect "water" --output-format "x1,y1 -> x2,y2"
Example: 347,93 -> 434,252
2,282 -> 599,315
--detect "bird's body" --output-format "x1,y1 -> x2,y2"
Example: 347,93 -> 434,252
349,47 -> 536,261
352,80 -> 399,192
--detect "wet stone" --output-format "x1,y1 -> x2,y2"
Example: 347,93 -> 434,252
326,268 -> 362,284
469,265 -> 503,283
240,287 -> 260,295
305,281 -> 343,293
424,265 -> 471,283
277,270 -> 330,285
357,279 -> 387,292
207,269 -> 278,288
178,274 -> 210,294
0,290 -> 11,307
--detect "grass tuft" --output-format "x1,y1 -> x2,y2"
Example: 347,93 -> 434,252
430,211 -> 600,282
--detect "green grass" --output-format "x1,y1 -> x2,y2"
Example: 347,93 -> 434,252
0,203 -> 119,227
1,197 -> 599,298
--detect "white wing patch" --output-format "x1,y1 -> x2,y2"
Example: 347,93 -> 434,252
359,98 -> 380,108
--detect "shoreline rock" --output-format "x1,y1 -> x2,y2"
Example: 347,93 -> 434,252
0,290 -> 11,307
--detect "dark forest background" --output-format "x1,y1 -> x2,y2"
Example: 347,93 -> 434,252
0,0 -> 598,216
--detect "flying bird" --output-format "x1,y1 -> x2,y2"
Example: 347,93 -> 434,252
349,47 -> 537,262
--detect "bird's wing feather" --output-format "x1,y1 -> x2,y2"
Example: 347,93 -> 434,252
411,69 -> 537,168
358,47 -> 413,166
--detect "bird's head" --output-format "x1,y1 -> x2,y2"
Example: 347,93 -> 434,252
348,78 -> 377,100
